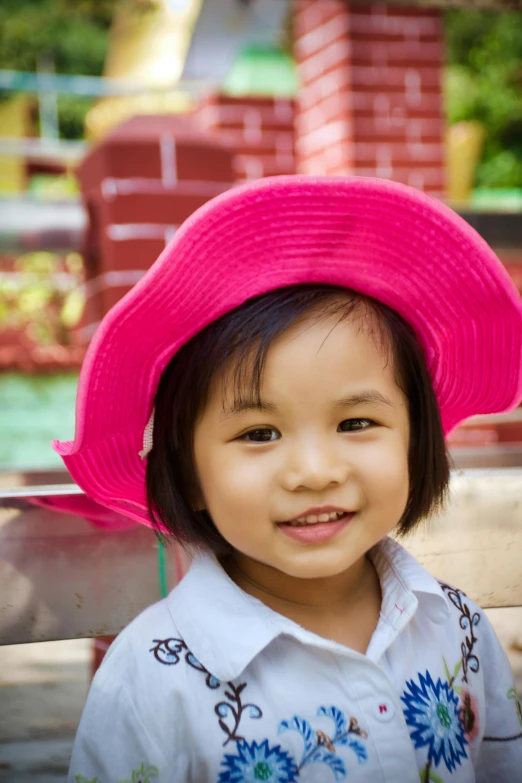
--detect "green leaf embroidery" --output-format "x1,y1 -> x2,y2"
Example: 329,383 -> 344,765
119,763 -> 160,783
507,687 -> 522,727
419,765 -> 445,783
133,764 -> 159,783
76,762 -> 159,783
453,660 -> 462,679
442,656 -> 462,687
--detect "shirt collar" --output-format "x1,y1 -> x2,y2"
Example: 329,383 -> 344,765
364,536 -> 450,662
370,536 -> 451,627
167,536 -> 450,682
167,552 -> 285,682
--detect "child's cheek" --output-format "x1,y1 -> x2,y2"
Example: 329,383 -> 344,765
197,446 -> 276,525
352,434 -> 410,508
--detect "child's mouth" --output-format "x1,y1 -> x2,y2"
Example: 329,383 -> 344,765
285,510 -> 346,527
278,512 -> 354,543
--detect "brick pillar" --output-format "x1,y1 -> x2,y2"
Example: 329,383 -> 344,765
293,1 -> 445,196
76,114 -> 234,341
195,94 -> 295,182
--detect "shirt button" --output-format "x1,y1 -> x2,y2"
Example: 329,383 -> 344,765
374,699 -> 396,722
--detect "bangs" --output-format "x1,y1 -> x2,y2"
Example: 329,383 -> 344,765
215,290 -> 394,416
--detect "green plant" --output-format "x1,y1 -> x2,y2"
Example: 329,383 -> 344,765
0,0 -> 118,138
445,10 -> 522,188
0,251 -> 85,345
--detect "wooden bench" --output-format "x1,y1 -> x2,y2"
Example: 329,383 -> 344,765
0,469 -> 520,646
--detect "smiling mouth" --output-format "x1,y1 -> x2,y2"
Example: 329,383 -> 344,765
283,510 -> 349,528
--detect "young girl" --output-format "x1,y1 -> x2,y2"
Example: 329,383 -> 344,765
56,176 -> 522,783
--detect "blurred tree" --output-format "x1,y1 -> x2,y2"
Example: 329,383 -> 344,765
445,10 -> 522,188
0,0 -> 119,138
0,252 -> 85,345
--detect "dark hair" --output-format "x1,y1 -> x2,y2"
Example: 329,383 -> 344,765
146,284 -> 450,553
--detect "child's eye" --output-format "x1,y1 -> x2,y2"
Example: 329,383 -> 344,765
338,418 -> 374,432
239,428 -> 280,443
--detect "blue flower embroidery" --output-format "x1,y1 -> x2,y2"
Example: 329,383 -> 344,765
219,707 -> 368,782
152,640 -> 369,779
401,671 -> 468,772
278,706 -> 367,780
218,739 -> 298,782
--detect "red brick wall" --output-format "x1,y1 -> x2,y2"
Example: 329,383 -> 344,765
75,116 -> 235,339
293,1 -> 445,196
195,95 -> 295,182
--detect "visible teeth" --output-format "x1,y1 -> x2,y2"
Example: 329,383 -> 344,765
288,511 -> 345,527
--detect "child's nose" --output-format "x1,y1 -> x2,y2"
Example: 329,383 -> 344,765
280,438 -> 349,492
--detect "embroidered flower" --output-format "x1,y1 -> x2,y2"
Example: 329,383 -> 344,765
401,670 -> 468,772
459,689 -> 480,743
278,706 -> 367,779
218,739 -> 298,783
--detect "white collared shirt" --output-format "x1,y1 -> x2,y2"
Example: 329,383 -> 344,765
69,537 -> 522,783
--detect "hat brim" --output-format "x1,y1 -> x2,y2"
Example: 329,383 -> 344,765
54,176 -> 522,526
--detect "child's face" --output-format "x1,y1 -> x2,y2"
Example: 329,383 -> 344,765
193,310 -> 410,581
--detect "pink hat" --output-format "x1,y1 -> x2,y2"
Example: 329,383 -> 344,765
54,176 -> 522,526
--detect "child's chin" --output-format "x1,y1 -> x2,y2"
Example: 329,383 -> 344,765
277,553 -> 360,581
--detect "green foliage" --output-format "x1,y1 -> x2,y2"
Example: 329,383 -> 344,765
0,0 -> 116,75
0,251 -> 85,345
445,10 -> 522,188
55,94 -> 95,140
0,0 -> 119,138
